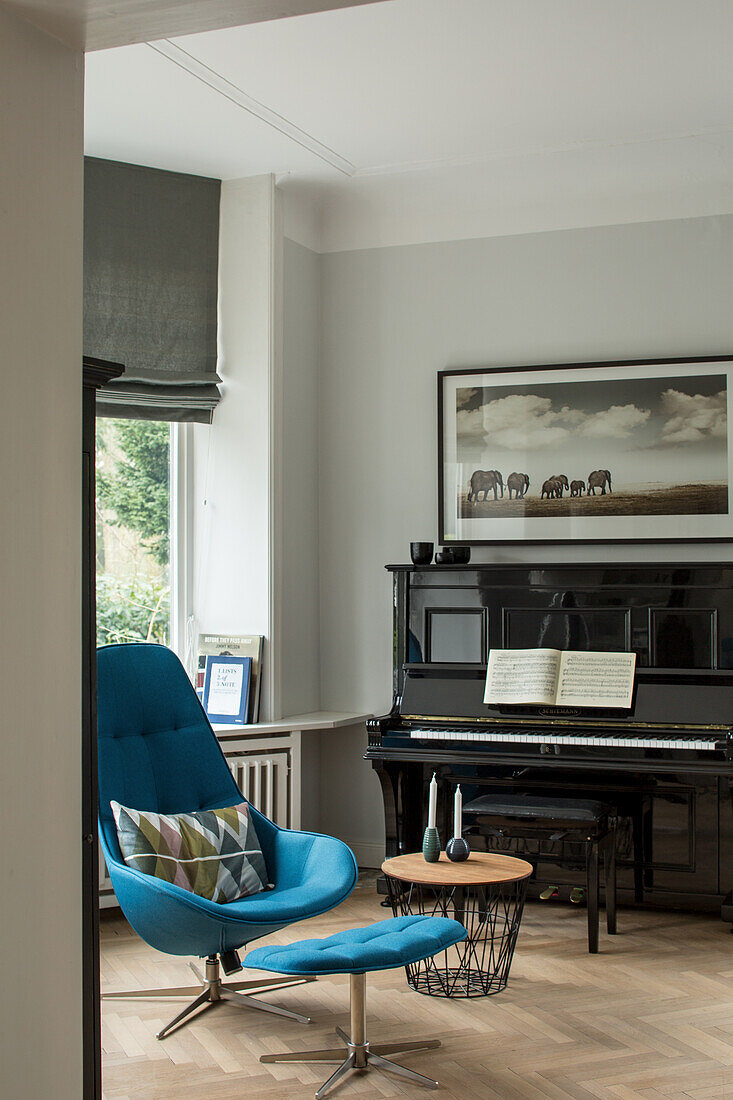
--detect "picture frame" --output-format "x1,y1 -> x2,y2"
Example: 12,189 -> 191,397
202,654 -> 252,724
438,356 -> 733,546
196,633 -> 264,722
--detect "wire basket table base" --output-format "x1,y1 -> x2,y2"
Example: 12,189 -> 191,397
385,876 -> 528,998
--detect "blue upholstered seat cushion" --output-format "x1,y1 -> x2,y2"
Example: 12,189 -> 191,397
244,915 -> 467,975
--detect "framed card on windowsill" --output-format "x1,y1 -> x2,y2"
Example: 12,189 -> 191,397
196,633 -> 264,721
202,655 -> 252,725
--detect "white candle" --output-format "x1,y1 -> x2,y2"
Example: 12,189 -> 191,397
427,773 -> 437,830
453,785 -> 462,839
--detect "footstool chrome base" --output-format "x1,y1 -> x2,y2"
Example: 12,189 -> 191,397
261,973 -> 440,1098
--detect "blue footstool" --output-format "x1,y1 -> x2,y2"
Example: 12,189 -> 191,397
246,914 -> 467,1098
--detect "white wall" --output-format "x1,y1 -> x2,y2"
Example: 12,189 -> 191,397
193,204 -> 325,828
280,235 -> 324,832
281,238 -> 321,717
318,213 -> 733,855
0,7 -> 84,1097
192,175 -> 280,717
193,194 -> 325,729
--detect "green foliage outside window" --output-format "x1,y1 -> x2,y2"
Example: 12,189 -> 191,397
97,420 -> 170,565
96,573 -> 170,645
96,419 -> 171,646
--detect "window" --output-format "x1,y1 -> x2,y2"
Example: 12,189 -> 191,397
95,418 -> 172,646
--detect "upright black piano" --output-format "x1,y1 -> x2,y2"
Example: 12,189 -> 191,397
366,563 -> 733,919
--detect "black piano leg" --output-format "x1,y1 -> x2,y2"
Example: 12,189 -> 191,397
605,822 -> 617,936
586,839 -> 600,953
632,809 -> 644,903
643,799 -> 654,891
404,765 -> 426,855
374,763 -> 419,906
374,761 -> 424,860
374,764 -> 400,859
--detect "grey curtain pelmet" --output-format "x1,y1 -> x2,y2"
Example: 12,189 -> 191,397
84,157 -> 221,423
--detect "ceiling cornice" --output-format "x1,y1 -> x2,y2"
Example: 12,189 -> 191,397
354,124 -> 733,179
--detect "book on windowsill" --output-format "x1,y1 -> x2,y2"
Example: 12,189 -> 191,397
483,648 -> 636,709
196,633 -> 264,722
202,655 -> 252,725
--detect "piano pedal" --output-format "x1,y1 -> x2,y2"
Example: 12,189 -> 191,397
539,885 -> 559,901
569,887 -> 585,905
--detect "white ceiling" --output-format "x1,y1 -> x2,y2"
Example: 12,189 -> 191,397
84,0 -> 733,251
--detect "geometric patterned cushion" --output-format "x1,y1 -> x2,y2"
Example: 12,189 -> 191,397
110,800 -> 269,903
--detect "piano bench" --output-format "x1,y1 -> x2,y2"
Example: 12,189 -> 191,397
462,794 -> 617,954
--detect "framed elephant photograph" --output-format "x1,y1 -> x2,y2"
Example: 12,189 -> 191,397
438,356 -> 733,545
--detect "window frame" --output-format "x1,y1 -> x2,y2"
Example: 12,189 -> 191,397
169,421 -> 194,663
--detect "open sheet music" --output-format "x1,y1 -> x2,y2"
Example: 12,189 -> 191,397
484,648 -> 636,709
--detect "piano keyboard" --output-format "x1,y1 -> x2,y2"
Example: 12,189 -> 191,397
408,727 -> 722,752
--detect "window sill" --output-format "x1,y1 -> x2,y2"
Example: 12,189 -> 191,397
211,710 -> 372,737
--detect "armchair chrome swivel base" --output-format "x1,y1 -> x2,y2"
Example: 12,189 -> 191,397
102,954 -> 314,1039
260,973 -> 440,1098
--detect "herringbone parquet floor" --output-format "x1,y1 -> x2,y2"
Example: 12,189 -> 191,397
101,878 -> 733,1099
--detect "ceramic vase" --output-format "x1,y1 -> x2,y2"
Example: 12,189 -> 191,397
446,836 -> 470,862
422,827 -> 441,862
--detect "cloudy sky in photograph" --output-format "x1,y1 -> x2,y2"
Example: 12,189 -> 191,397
455,373 -> 728,488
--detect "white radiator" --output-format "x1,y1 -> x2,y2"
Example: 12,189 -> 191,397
226,751 -> 290,828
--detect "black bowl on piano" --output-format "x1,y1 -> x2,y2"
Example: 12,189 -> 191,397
435,545 -> 470,565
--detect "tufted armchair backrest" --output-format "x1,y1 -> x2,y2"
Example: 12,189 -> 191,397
97,643 -> 243,861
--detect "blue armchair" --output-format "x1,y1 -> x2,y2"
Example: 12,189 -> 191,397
98,643 -> 358,1039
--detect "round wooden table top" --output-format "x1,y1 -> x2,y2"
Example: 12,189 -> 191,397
381,851 -> 533,887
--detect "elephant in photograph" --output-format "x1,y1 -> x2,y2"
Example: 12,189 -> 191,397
541,474 -> 568,499
550,474 -> 569,498
468,469 -> 504,502
507,471 -> 530,499
570,479 -> 585,497
587,469 -> 612,495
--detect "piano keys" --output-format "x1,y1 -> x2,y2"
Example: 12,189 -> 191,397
366,562 -> 733,920
407,727 -> 726,752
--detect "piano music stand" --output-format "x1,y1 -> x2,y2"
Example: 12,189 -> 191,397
381,852 -> 532,997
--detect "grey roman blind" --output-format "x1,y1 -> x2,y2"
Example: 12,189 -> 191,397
84,157 -> 221,423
